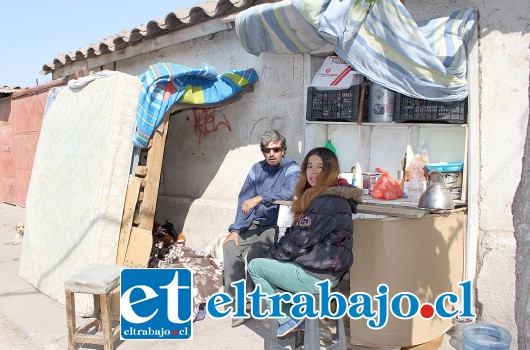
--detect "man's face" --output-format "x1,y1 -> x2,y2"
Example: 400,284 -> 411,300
262,140 -> 285,167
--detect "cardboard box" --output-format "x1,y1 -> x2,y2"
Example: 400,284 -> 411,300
349,211 -> 465,347
311,56 -> 362,90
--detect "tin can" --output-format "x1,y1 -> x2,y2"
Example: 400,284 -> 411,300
367,82 -> 394,123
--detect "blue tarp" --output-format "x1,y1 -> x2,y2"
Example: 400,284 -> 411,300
134,63 -> 258,148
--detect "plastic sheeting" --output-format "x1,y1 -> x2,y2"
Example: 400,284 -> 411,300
235,0 -> 477,101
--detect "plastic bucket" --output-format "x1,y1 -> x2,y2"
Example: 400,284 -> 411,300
367,83 -> 394,122
462,323 -> 511,350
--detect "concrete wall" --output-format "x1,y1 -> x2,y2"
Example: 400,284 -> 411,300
407,0 -> 529,347
513,117 -> 530,350
478,15 -> 529,350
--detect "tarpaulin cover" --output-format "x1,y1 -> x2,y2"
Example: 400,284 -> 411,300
235,0 -> 477,101
134,63 -> 259,148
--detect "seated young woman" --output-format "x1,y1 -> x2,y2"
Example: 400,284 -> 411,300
248,147 -> 363,337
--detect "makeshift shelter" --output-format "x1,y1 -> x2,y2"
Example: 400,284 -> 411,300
33,0 -> 530,347
19,66 -> 257,317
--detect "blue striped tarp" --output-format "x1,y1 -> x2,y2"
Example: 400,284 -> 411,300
134,63 -> 258,148
332,0 -> 477,101
235,1 -> 330,55
235,0 -> 477,101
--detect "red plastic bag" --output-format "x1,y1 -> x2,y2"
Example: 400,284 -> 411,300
370,168 -> 403,200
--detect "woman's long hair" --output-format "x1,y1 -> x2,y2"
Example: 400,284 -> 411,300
291,147 -> 340,219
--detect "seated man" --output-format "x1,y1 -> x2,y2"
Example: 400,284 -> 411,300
223,130 -> 300,327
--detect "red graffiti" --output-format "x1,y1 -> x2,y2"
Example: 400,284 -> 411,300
193,108 -> 232,144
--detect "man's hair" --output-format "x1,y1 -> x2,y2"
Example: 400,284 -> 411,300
260,130 -> 287,152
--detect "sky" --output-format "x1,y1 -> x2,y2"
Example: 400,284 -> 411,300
0,0 -> 204,88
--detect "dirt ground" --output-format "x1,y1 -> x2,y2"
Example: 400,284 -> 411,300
0,202 -> 454,350
0,203 -> 305,350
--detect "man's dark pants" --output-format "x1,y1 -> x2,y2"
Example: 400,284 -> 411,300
223,223 -> 278,299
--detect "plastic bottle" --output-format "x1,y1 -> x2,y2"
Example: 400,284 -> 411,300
397,170 -> 405,194
419,142 -> 431,164
418,144 -> 430,192
401,153 -> 408,197
325,139 -> 337,155
407,154 -> 426,201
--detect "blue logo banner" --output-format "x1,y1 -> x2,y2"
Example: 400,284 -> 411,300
120,268 -> 193,340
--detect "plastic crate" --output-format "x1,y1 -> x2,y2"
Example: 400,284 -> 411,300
394,94 -> 467,124
306,86 -> 360,122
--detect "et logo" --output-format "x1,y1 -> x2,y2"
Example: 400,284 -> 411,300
120,268 -> 193,340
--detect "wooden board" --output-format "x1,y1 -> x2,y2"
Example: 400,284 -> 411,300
137,115 -> 169,231
356,203 -> 429,218
116,112 -> 173,269
117,227 -> 154,313
116,176 -> 142,266
275,200 -> 429,218
122,227 -> 153,268
357,82 -> 367,125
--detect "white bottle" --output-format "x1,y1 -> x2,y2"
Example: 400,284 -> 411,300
419,142 -> 431,164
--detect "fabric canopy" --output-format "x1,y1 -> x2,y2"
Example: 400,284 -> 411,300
134,63 -> 258,148
235,0 -> 477,101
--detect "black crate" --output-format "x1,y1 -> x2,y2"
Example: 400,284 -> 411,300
306,86 -> 360,122
394,94 -> 467,124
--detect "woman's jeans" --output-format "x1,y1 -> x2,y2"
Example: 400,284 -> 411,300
248,258 -> 338,325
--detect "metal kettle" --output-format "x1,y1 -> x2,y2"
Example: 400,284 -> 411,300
418,170 -> 455,210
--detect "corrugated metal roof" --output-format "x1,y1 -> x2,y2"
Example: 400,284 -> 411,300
41,0 -> 278,76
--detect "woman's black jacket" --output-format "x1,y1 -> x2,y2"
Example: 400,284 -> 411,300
270,181 -> 363,280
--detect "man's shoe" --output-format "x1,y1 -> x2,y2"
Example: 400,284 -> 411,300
231,317 -> 247,328
277,318 -> 305,337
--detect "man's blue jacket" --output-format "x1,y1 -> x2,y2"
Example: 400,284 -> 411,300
228,158 -> 300,234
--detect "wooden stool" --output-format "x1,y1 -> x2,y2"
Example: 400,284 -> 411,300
64,263 -> 121,350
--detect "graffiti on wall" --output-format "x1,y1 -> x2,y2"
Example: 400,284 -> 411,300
193,108 -> 232,144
